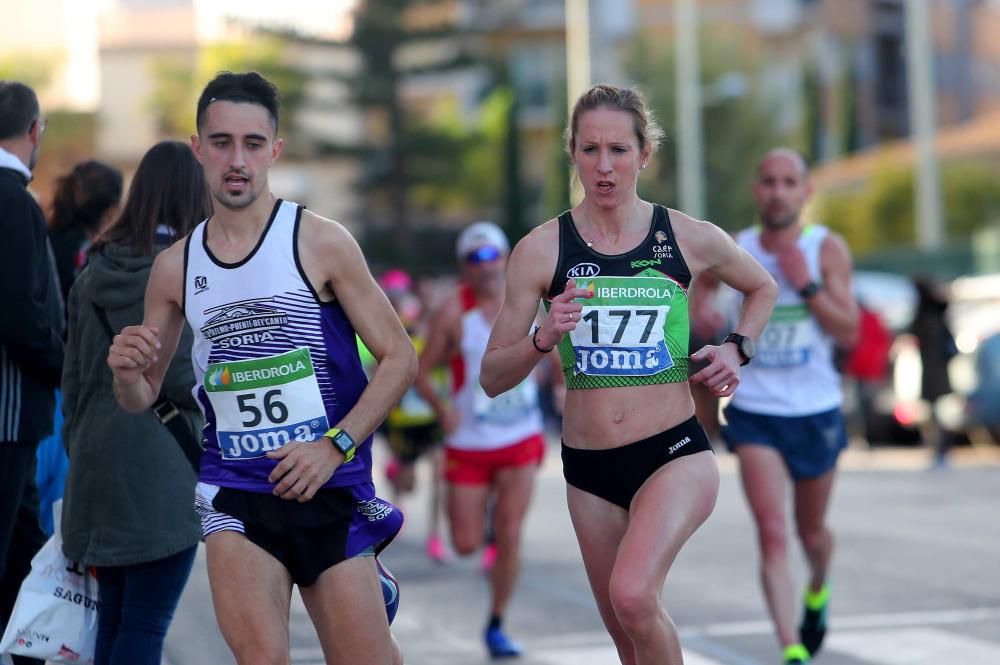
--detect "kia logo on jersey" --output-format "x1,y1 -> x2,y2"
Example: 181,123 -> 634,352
567,263 -> 600,279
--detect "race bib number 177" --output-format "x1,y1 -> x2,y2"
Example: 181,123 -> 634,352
569,276 -> 680,377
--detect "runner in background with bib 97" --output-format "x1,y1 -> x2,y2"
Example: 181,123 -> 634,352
691,148 -> 859,665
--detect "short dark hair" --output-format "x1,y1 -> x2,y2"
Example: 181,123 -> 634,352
50,160 -> 124,234
95,141 -> 211,256
196,71 -> 280,133
0,81 -> 40,141
757,147 -> 811,179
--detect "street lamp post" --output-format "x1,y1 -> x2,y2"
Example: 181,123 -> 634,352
906,0 -> 944,250
566,0 -> 591,205
675,0 -> 705,219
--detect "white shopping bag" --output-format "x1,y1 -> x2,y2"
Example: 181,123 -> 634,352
0,501 -> 97,664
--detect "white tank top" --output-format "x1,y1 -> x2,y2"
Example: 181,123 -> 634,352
729,225 -> 842,416
182,199 -> 372,491
446,287 -> 543,451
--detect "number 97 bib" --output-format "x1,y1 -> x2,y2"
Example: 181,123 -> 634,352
756,304 -> 812,368
204,347 -> 330,460
570,276 -> 682,377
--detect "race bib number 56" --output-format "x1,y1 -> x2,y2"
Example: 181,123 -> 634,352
204,347 -> 330,460
570,276 -> 682,377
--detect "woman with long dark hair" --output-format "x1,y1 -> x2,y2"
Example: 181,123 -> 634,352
60,141 -> 211,665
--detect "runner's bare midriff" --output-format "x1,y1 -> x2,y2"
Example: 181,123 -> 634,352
562,381 -> 695,449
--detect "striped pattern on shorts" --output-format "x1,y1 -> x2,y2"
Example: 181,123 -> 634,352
194,481 -> 245,537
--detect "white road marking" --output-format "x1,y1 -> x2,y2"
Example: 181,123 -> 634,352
679,650 -> 729,665
534,646 -> 725,665
680,606 -> 1000,638
828,626 -> 1000,665
315,607 -> 1000,664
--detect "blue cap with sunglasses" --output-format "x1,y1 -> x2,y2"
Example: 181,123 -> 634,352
456,221 -> 509,264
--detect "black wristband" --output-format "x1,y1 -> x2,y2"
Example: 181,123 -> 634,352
531,326 -> 554,353
798,281 -> 821,299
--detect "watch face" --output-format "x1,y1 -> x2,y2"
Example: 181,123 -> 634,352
741,337 -> 755,359
333,431 -> 355,454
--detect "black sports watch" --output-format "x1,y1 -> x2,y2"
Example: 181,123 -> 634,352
798,281 -> 821,300
325,427 -> 357,462
723,333 -> 755,366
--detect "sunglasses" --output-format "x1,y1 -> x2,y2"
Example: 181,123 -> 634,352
464,245 -> 502,265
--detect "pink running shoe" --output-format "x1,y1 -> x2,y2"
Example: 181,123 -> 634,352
426,534 -> 451,564
479,542 -> 497,574
385,458 -> 401,483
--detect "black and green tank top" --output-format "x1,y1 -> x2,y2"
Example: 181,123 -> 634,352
545,205 -> 691,390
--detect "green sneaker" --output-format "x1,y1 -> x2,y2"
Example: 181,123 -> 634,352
799,584 -> 830,656
783,643 -> 811,664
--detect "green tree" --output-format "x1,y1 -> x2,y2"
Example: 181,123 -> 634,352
623,34 -> 788,231
149,37 -> 306,142
813,160 -> 1000,257
252,1 -> 481,269
542,83 -> 572,219
800,63 -> 823,165
0,52 -> 57,89
409,88 -> 513,215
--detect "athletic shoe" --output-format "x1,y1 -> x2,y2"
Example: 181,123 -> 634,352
480,542 -> 497,574
782,643 -> 810,664
385,458 -> 402,483
799,584 -> 830,655
376,557 -> 399,625
426,533 -> 451,564
484,626 -> 523,659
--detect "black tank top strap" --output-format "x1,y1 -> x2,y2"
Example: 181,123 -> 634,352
546,210 -> 586,300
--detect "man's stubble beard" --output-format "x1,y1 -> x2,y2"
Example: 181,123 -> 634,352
760,209 -> 800,230
213,188 -> 258,211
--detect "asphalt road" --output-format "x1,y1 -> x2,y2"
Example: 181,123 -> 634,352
163,441 -> 1000,665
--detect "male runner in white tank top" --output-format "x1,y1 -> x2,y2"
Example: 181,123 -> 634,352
414,222 -> 546,659
107,72 -> 415,665
692,149 -> 859,665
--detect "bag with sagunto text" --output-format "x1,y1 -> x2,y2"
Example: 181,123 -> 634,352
0,501 -> 97,664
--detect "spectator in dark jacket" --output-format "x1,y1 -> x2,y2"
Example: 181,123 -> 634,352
60,141 -> 211,665
909,275 -> 957,466
0,80 -> 63,665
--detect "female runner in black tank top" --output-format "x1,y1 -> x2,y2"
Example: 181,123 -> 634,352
481,84 -> 776,665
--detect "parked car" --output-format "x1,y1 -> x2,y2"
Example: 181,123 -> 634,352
938,273 -> 1000,443
966,332 -> 1000,444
